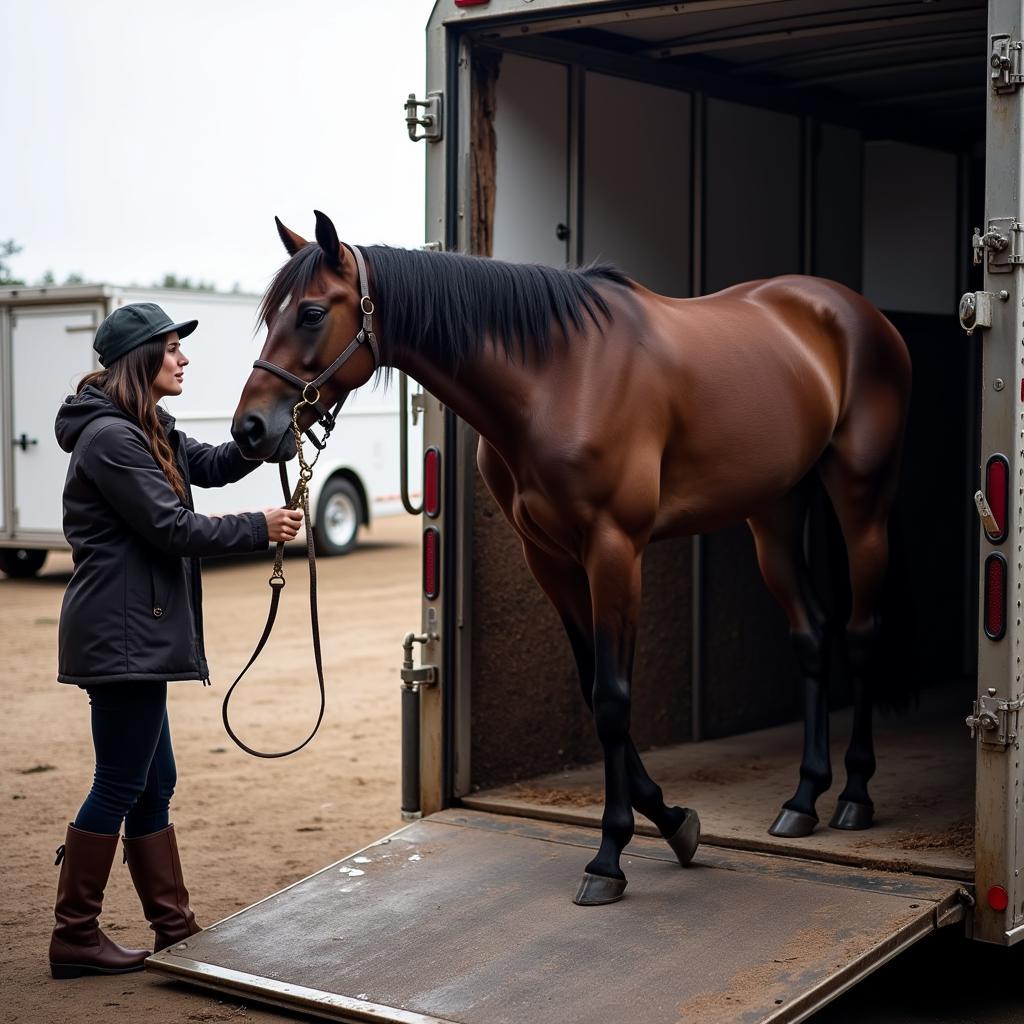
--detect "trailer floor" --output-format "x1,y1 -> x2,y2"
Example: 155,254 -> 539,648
464,687 -> 974,880
148,810 -> 963,1024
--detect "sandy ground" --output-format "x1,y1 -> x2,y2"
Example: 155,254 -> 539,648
1,514 -> 420,1024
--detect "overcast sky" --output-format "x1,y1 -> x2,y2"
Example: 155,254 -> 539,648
1,0 -> 432,293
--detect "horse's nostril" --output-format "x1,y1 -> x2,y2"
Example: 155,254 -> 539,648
242,413 -> 266,446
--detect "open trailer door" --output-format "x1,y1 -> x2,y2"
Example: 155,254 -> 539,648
966,0 -> 1024,949
147,809 -> 966,1024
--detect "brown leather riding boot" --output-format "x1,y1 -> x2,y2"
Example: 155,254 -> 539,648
123,824 -> 202,952
49,824 -> 151,979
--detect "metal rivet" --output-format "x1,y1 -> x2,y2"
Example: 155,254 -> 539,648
995,379 -> 1006,391
153,607 -> 163,618
1001,290 -> 1010,301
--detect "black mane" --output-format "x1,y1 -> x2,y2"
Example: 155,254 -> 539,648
260,243 -> 631,370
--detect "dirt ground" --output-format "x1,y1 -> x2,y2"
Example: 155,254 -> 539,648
1,513 -> 420,1024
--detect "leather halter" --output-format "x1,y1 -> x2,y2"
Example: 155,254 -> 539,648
252,242 -> 380,449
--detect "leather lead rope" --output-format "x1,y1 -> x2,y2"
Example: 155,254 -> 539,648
221,431 -> 328,757
223,241 -> 378,758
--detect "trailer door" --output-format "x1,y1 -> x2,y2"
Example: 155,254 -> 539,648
9,304 -> 100,539
968,0 -> 1024,947
147,809 -> 965,1024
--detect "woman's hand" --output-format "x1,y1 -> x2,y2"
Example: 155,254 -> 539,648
263,507 -> 304,543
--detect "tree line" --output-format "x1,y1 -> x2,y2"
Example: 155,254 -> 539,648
0,239 -> 239,292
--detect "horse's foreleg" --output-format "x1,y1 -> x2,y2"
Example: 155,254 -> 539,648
522,533 -> 696,899
563,525 -> 646,905
560,615 -> 698,863
748,489 -> 833,838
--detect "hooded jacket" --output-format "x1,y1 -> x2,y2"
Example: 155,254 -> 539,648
54,385 -> 268,685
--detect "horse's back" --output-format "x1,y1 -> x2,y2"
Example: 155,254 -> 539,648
625,275 -> 910,532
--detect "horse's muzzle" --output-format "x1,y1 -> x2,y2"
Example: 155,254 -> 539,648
231,408 -> 295,463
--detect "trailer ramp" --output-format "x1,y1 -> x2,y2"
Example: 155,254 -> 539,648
147,810 -> 965,1024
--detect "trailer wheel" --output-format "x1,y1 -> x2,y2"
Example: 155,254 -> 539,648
314,478 -> 363,556
0,548 -> 47,578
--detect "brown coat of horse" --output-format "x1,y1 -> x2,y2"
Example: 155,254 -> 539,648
232,212 -> 910,904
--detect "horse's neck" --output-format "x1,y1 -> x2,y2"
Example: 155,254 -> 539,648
392,343 -> 535,447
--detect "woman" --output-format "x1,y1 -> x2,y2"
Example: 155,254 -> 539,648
49,301 -> 303,979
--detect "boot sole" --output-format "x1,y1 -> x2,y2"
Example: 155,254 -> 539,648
50,961 -> 146,979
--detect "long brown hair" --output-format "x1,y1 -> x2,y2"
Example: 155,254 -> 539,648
77,338 -> 187,501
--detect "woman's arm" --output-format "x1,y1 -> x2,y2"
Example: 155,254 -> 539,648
183,435 -> 262,489
83,422 -> 269,557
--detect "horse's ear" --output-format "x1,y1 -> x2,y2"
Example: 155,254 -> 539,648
313,210 -> 342,269
275,216 -> 308,257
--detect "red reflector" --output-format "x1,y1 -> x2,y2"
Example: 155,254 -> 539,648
985,455 -> 1009,543
454,0 -> 489,6
423,527 -> 440,600
984,553 -> 1007,641
988,885 -> 1009,911
424,447 -> 441,519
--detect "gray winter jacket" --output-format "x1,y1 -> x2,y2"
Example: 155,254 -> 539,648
54,385 -> 268,685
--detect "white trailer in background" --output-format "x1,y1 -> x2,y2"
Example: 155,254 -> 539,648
0,284 -> 421,575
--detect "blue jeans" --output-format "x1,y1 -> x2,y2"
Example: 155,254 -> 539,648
74,681 -> 176,838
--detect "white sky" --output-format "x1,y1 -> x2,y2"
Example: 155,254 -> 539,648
1,0 -> 433,293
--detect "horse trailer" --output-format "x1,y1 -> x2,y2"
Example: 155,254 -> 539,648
149,1 -> 1023,1021
0,284 -> 420,574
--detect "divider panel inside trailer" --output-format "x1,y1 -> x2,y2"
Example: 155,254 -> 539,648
147,810 -> 964,1024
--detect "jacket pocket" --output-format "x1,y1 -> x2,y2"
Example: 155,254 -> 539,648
149,557 -> 176,619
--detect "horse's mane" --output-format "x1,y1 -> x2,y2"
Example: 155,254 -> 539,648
259,243 -> 631,370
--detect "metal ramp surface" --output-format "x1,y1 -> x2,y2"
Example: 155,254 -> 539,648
147,810 -> 964,1024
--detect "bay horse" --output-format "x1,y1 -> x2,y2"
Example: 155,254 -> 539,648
231,211 -> 911,906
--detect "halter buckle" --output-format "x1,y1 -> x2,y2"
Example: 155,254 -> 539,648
360,296 -> 374,315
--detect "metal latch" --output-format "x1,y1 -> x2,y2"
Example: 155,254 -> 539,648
966,688 -> 1022,748
973,219 -> 1023,272
400,630 -> 438,821
959,291 -> 994,335
974,491 -> 1000,535
405,92 -> 443,143
991,34 -> 1024,93
401,632 -> 438,690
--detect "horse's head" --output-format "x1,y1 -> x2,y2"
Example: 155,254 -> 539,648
231,210 -> 379,462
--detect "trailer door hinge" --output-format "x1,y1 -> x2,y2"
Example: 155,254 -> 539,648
966,689 -> 1022,748
405,92 -> 443,143
991,35 -> 1024,93
973,218 -> 1024,272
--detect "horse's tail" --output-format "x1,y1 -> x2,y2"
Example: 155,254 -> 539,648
808,484 -> 919,712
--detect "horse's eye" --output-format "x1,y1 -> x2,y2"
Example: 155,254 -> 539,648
301,307 -> 326,327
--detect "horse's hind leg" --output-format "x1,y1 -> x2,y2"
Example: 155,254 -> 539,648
747,483 -> 833,838
819,442 -> 901,831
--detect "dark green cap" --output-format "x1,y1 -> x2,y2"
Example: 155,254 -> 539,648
94,302 -> 198,368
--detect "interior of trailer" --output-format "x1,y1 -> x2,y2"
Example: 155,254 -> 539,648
460,0 -> 985,882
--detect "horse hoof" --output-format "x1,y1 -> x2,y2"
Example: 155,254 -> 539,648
768,808 -> 818,838
573,872 -> 627,906
666,808 -> 701,866
830,800 -> 874,830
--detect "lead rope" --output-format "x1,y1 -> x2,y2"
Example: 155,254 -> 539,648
221,389 -> 334,758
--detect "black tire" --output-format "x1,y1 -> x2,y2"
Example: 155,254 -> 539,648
314,477 -> 363,556
0,548 -> 47,578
